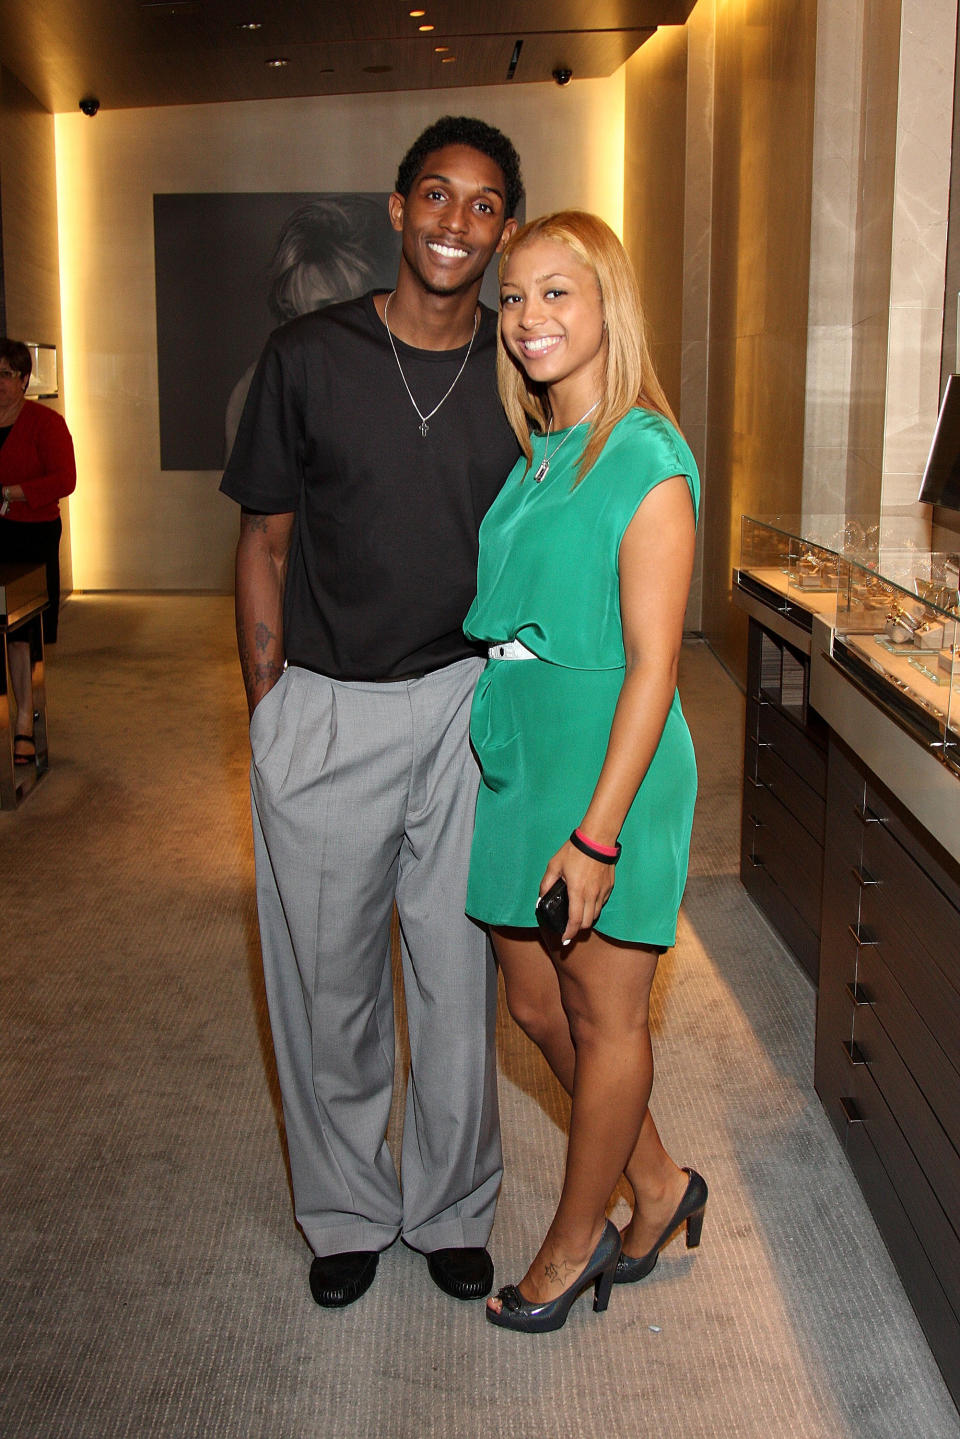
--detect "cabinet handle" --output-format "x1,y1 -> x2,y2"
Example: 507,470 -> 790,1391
845,981 -> 873,1007
851,865 -> 880,888
841,1039 -> 867,1066
838,1096 -> 864,1125
847,922 -> 879,947
855,802 -> 889,826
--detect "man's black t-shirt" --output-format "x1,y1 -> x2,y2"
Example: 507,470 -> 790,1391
221,292 -> 520,680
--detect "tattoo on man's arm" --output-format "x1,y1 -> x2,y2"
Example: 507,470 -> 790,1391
237,612 -> 283,704
241,509 -> 270,533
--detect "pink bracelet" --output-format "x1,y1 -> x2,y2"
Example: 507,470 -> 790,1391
574,827 -> 620,856
571,827 -> 622,864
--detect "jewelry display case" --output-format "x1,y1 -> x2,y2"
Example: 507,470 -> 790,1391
830,552 -> 960,772
735,514 -> 850,634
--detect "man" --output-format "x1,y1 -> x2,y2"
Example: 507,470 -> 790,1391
221,116 -> 523,1308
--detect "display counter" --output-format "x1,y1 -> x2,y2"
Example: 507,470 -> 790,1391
733,518 -> 960,1410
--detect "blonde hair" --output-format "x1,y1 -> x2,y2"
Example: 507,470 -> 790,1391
496,210 -> 678,485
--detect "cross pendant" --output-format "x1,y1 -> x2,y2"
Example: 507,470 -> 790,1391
420,419 -> 429,437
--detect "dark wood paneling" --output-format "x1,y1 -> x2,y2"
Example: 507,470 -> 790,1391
844,1112 -> 960,1401
816,735 -> 960,1413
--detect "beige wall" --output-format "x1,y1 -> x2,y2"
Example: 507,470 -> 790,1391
54,80 -> 626,592
624,0 -> 818,673
624,27 -> 688,416
701,0 -> 818,675
0,67 -> 70,587
624,21 -> 710,630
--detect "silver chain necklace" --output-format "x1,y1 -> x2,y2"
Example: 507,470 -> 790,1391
533,401 -> 601,482
383,291 -> 479,437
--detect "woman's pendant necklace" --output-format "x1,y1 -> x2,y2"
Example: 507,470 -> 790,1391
533,401 -> 601,482
383,290 -> 479,437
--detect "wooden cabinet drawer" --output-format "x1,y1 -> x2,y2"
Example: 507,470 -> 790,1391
757,700 -> 827,797
756,743 -> 825,843
842,1085 -> 960,1393
859,889 -> 960,1081
855,943 -> 960,1156
750,784 -> 823,932
851,993 -> 960,1222
742,844 -> 819,980
861,818 -> 960,995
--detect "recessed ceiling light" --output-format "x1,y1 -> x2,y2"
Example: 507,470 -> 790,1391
237,21 -> 262,30
409,8 -> 426,15
418,23 -> 434,31
265,57 -> 289,67
434,45 -> 448,52
441,56 -> 456,64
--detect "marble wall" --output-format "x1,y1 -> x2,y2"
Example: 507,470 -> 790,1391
624,0 -> 958,679
805,0 -> 958,542
881,0 -> 957,538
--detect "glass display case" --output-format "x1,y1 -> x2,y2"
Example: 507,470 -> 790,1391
830,551 -> 960,765
736,515 -> 850,630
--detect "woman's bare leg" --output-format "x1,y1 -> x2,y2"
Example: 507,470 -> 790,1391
493,927 -> 688,1276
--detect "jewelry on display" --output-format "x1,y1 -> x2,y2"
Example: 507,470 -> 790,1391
383,291 -> 479,437
570,828 -> 621,864
533,401 -> 601,482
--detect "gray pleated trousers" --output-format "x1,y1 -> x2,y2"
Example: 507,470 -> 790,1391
248,657 -> 501,1258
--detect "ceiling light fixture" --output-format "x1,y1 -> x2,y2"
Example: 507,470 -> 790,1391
419,24 -> 434,32
237,21 -> 262,30
265,57 -> 289,67
409,8 -> 426,16
434,45 -> 448,53
441,56 -> 456,64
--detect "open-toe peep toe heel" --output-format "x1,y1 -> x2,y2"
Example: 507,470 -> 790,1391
486,1219 -> 621,1334
616,1167 -> 708,1284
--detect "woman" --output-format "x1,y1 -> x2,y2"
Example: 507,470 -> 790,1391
464,212 -> 707,1333
0,339 -> 77,764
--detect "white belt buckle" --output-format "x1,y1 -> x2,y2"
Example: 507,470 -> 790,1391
489,639 -> 537,661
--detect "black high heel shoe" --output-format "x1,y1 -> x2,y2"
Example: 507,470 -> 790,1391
486,1220 -> 621,1334
615,1167 -> 708,1284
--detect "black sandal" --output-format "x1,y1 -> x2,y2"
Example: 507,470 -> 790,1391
13,734 -> 36,766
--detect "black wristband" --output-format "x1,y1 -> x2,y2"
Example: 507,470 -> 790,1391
569,830 -> 621,864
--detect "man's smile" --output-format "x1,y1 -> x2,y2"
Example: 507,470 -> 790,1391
427,240 -> 470,259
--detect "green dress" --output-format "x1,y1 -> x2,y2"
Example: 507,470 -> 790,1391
464,407 -> 700,946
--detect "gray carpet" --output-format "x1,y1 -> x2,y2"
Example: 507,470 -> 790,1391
2,595 -> 958,1439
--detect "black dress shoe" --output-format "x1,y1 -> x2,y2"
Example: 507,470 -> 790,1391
426,1246 -> 494,1300
309,1250 -> 379,1308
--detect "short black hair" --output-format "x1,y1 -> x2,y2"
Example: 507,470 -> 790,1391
395,115 -> 524,219
0,339 -> 31,381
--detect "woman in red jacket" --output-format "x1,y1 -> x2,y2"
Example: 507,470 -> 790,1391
0,339 -> 77,765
